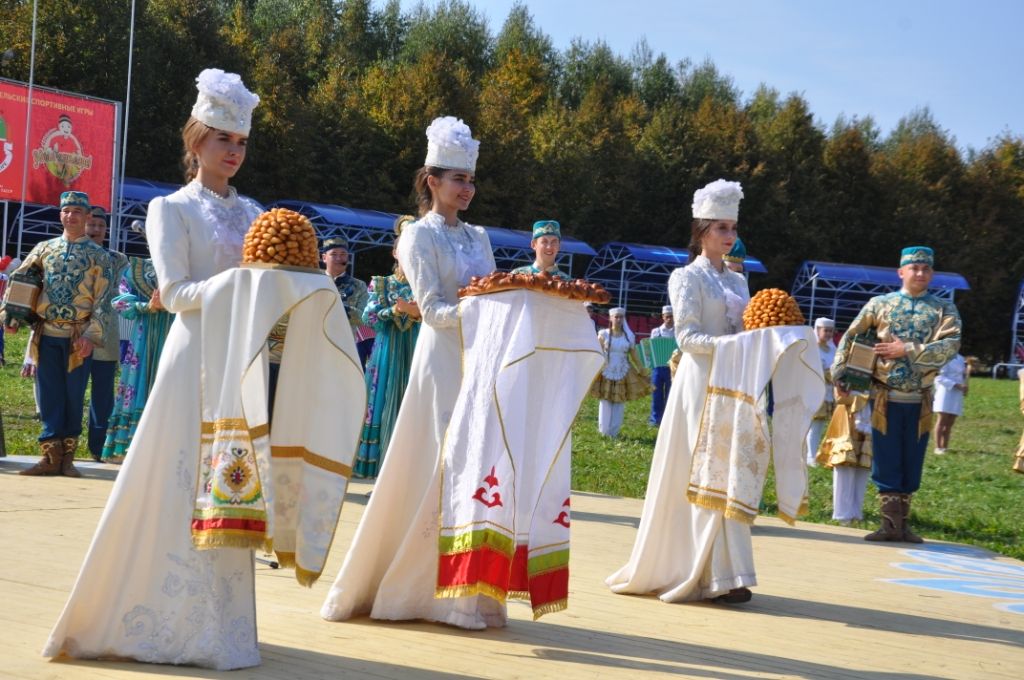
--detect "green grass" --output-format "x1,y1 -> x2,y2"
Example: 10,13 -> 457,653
3,330 -> 1022,559
570,377 -> 1024,561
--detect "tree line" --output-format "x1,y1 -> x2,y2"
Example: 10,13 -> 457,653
2,0 -> 1022,360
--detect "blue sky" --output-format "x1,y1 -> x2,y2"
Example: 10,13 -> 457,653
400,0 -> 1023,153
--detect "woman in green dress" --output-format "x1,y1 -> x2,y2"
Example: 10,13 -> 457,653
101,257 -> 174,460
354,216 -> 422,478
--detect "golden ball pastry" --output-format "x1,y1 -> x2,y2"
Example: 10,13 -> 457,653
242,208 -> 320,269
742,288 -> 806,330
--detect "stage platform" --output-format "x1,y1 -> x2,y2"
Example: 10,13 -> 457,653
2,456 -> 1021,679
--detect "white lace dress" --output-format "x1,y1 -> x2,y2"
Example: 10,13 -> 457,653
607,255 -> 757,602
932,354 -> 966,416
44,182 -> 264,670
320,211 -> 501,629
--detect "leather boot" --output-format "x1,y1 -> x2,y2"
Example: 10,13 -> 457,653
20,438 -> 63,476
60,436 -> 82,478
900,494 -> 924,544
864,493 -> 903,542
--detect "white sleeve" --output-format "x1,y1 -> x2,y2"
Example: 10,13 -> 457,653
397,224 -> 459,329
148,197 -> 207,314
670,268 -> 714,354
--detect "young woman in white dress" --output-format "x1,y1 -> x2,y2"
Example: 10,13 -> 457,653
592,308 -> 649,437
606,179 -> 758,604
932,353 -> 968,454
320,117 -> 501,629
43,69 -> 265,670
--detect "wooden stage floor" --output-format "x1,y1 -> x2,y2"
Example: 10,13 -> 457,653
1,456 -> 1022,679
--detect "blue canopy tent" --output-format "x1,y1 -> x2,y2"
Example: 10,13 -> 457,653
584,241 -> 767,315
4,177 -> 257,258
267,201 -> 599,276
267,200 -> 400,257
790,260 -> 970,331
115,178 -> 184,255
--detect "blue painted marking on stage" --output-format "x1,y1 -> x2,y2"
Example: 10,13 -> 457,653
883,545 -> 1024,614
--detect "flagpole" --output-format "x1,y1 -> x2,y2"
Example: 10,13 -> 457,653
113,0 -> 137,253
15,0 -> 38,258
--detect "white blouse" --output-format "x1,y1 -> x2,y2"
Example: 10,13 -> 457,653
396,211 -> 496,329
598,329 -> 633,380
147,181 -> 262,314
668,255 -> 750,353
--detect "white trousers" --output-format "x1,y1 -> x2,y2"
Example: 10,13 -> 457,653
599,400 -> 625,437
805,419 -> 827,466
833,466 -> 870,521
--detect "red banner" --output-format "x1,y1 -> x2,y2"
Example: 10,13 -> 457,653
0,79 -> 118,210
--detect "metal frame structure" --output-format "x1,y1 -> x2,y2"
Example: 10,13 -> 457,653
268,202 -> 599,276
268,200 -> 400,255
790,260 -> 970,331
484,226 -> 596,275
3,177 -> 259,258
112,178 -> 182,255
584,242 -> 767,314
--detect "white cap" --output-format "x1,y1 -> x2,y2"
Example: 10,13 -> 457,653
662,305 -> 673,314
692,179 -> 743,221
424,116 -> 479,172
814,317 -> 835,329
191,69 -> 260,136
609,307 -> 626,316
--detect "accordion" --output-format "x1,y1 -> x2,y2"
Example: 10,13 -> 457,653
638,336 -> 678,369
1,267 -> 43,328
840,334 -> 877,392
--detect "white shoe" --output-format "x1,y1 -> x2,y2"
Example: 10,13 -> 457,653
934,448 -> 946,455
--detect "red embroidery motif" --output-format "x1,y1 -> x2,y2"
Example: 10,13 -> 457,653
473,466 -> 503,508
554,497 -> 570,528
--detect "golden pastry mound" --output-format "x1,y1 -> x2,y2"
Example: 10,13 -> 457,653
242,208 -> 320,269
459,271 -> 611,304
742,288 -> 806,329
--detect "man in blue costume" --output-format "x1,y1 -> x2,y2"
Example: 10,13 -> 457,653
832,246 -> 961,543
322,236 -> 370,363
511,220 -> 571,280
1,191 -> 111,477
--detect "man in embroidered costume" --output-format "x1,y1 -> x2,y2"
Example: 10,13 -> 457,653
806,317 -> 837,465
832,246 -> 961,543
1,191 -> 111,476
647,305 -> 676,425
322,237 -> 370,354
84,206 -> 129,461
511,220 -> 571,280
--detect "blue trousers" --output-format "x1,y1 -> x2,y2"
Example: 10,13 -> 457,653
649,366 -> 671,425
87,359 -> 117,457
871,400 -> 929,494
37,336 -> 92,442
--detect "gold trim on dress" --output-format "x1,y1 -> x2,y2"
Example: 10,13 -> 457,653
706,386 -> 757,406
271,445 -> 352,478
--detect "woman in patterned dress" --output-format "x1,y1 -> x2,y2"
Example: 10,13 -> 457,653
354,216 -> 422,478
100,258 -> 174,461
